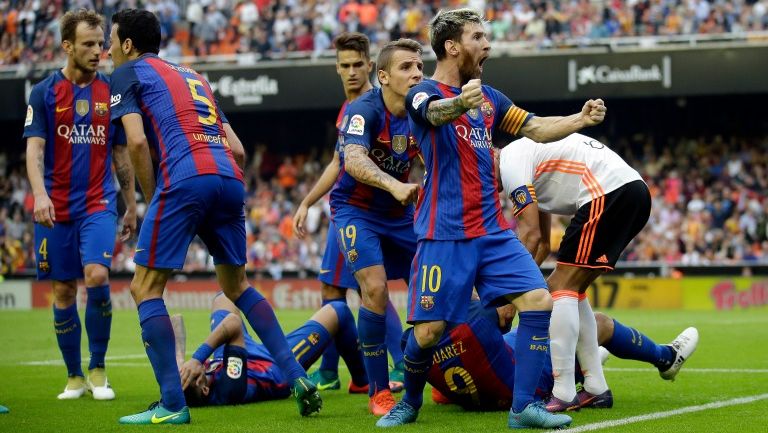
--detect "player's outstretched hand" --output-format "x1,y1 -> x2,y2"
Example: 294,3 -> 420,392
460,79 -> 484,110
581,99 -> 607,126
180,359 -> 206,391
120,206 -> 137,241
393,182 -> 420,206
33,193 -> 55,228
292,203 -> 309,239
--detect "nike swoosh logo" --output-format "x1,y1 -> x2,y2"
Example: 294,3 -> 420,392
56,106 -> 71,113
151,413 -> 180,424
54,318 -> 72,327
319,269 -> 331,274
103,252 -> 112,258
532,336 -> 548,341
135,248 -> 145,253
361,343 -> 380,348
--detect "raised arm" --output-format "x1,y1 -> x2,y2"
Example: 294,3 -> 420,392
293,151 -> 341,238
344,144 -> 418,205
424,79 -> 484,126
518,99 -> 607,143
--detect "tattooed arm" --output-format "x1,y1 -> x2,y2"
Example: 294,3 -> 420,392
113,143 -> 137,241
424,79 -> 484,127
425,97 -> 469,126
25,137 -> 55,228
344,144 -> 419,205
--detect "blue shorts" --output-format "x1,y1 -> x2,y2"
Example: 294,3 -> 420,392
407,230 -> 546,323
318,221 -> 359,290
330,206 -> 416,281
34,210 -> 117,281
135,175 -> 246,269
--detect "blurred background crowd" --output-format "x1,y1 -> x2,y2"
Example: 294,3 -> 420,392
3,131 -> 768,276
0,0 -> 766,67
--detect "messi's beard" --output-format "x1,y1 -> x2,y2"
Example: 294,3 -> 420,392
457,55 -> 481,85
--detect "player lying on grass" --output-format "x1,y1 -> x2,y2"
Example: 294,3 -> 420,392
173,293 -> 368,407
422,301 -> 699,411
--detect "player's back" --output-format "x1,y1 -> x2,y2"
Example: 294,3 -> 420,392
500,133 -> 643,215
24,71 -> 117,221
110,54 -> 242,188
425,312 -> 515,410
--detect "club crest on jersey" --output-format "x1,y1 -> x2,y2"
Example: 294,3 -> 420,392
515,190 -> 528,205
226,357 -> 243,379
467,108 -> 479,120
420,296 -> 434,311
481,101 -> 494,118
392,135 -> 407,154
38,261 -> 49,273
347,249 -> 358,263
347,114 -> 365,136
95,102 -> 108,116
75,99 -> 89,116
308,332 -> 320,345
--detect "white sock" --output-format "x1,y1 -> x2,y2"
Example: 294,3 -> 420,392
577,297 -> 609,395
550,292 -> 579,401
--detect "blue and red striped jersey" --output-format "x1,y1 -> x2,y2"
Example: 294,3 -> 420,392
109,54 -> 242,190
426,313 -> 516,410
406,79 -> 533,240
334,100 -> 349,153
330,88 -> 420,218
23,71 -> 124,222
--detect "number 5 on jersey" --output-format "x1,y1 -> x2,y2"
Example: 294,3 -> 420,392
186,78 -> 217,126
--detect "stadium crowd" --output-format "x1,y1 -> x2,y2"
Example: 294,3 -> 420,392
2,132 -> 768,276
0,0 -> 767,67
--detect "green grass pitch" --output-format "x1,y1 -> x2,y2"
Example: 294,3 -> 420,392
0,308 -> 766,432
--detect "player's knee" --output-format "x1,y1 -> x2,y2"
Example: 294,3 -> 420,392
84,264 -> 109,287
360,281 -> 388,312
414,321 -> 445,348
514,288 -> 553,312
52,281 -> 78,307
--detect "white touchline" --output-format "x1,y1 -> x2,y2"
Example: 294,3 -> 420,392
605,367 -> 768,374
551,393 -> 768,433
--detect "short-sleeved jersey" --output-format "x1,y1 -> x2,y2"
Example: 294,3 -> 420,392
406,79 -> 532,240
499,133 -> 643,216
23,71 -> 123,221
109,54 -> 242,190
334,100 -> 349,153
330,88 -> 419,218
425,313 -> 516,410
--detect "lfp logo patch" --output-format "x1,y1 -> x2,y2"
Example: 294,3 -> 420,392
226,357 -> 243,379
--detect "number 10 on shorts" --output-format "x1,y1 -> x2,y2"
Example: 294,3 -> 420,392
421,265 -> 442,293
